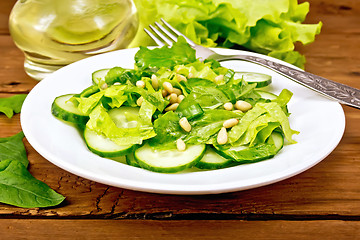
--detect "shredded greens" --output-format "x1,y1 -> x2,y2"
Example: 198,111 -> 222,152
53,38 -> 299,173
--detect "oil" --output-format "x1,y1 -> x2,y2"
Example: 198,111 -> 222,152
9,0 -> 138,80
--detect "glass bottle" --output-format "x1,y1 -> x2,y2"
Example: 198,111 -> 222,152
9,0 -> 138,80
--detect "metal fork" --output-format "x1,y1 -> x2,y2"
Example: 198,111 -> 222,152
145,18 -> 360,109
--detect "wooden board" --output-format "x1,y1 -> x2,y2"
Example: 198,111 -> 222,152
1,219 -> 360,240
0,0 -> 360,238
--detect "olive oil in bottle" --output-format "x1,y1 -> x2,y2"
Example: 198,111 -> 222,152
9,0 -> 138,80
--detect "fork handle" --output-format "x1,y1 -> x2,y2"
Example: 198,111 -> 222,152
216,54 -> 360,109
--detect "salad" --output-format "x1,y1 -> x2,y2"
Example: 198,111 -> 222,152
51,37 -> 299,173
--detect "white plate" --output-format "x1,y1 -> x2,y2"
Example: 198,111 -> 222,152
21,48 -> 345,195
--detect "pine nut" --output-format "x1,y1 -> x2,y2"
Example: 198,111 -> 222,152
176,74 -> 187,82
100,83 -> 108,90
163,81 -> 174,93
136,96 -> 144,106
113,82 -> 121,86
232,110 -> 243,114
136,80 -> 145,88
214,74 -> 224,84
176,139 -> 186,151
173,88 -> 182,96
177,95 -> 185,103
188,72 -> 194,78
235,100 -> 252,112
165,103 -> 179,111
169,93 -> 178,104
175,66 -> 184,73
151,74 -> 159,89
223,102 -> 233,111
217,127 -> 228,145
223,118 -> 239,128
162,89 -> 168,97
179,117 -> 191,132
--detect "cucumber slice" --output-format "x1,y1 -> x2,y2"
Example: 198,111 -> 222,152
196,146 -> 235,170
108,106 -> 141,128
134,144 -> 206,173
126,153 -> 141,168
110,156 -> 127,164
214,131 -> 284,163
256,90 -> 277,100
84,128 -> 137,157
51,94 -> 89,125
92,68 -> 110,85
267,131 -> 284,153
84,106 -> 141,157
234,72 -> 272,88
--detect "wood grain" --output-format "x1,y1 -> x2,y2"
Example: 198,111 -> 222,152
0,106 -> 359,219
1,219 -> 360,240
0,36 -> 36,93
0,0 -> 16,35
0,1 -> 360,239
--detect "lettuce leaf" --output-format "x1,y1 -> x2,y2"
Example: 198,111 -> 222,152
131,0 -> 321,68
257,102 -> 299,144
228,101 -> 298,145
139,99 -> 156,125
87,105 -> 156,145
0,94 -> 27,118
124,86 -> 169,112
74,91 -> 105,115
185,109 -> 243,144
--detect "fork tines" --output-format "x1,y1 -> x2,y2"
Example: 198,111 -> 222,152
144,18 -> 195,47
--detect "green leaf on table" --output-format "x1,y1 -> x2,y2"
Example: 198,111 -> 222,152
0,94 -> 27,118
0,159 -> 65,208
0,131 -> 28,168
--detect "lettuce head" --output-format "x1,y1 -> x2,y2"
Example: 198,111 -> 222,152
130,0 -> 322,69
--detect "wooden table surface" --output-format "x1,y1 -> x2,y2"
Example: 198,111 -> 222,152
1,0 -> 360,239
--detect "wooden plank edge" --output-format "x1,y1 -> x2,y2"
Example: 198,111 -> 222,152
1,219 -> 360,240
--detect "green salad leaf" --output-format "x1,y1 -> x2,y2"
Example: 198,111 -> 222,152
228,101 -> 298,145
87,105 -> 156,145
216,142 -> 279,162
0,132 -> 65,208
257,102 -> 299,144
0,131 -> 28,168
149,111 -> 184,149
0,94 -> 27,118
131,0 -> 321,68
185,109 -> 243,144
135,37 -> 196,70
0,159 -> 65,208
51,38 -> 299,173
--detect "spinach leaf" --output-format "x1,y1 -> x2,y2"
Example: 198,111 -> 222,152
148,111 -> 185,150
0,131 -> 28,168
0,94 -> 27,118
135,36 -> 196,71
0,159 -> 65,208
185,109 -> 243,144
